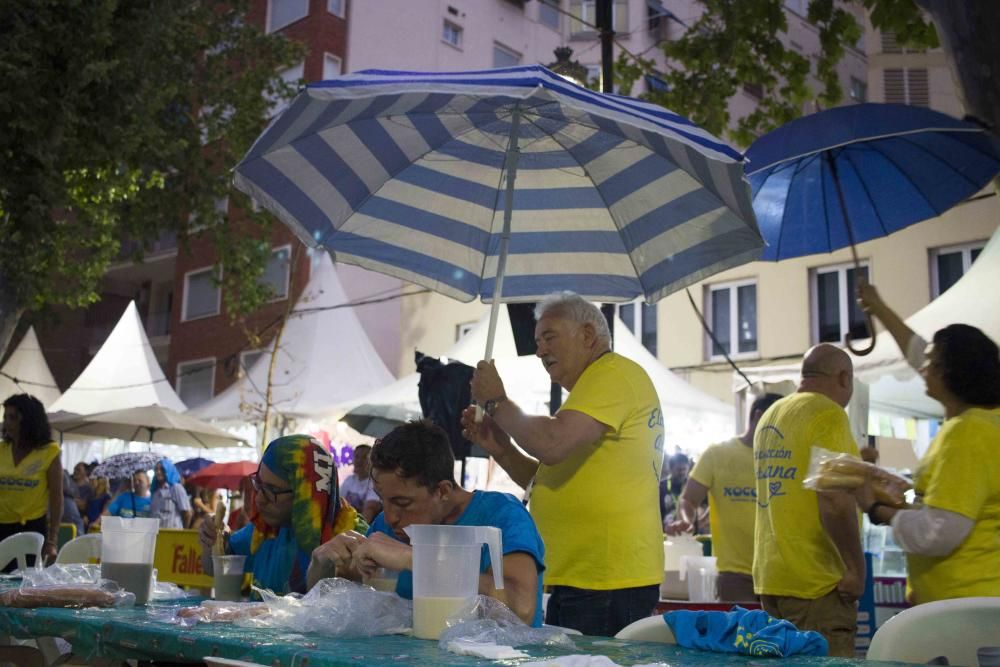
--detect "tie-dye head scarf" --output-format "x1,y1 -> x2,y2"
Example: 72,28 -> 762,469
250,434 -> 360,559
152,458 -> 182,492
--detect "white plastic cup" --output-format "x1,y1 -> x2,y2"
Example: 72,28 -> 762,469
212,554 -> 247,602
680,555 -> 719,602
365,566 -> 400,593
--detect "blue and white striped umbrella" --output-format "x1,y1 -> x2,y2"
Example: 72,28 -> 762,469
234,66 -> 763,353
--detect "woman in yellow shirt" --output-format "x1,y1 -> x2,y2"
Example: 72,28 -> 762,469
856,282 -> 1000,604
0,394 -> 63,567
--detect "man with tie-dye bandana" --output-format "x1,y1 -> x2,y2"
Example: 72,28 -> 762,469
199,434 -> 365,594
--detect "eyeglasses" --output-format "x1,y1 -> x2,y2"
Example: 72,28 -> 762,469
248,471 -> 293,502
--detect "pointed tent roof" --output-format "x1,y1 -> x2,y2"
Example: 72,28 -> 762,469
190,252 -> 396,421
48,302 -> 186,414
0,327 -> 62,409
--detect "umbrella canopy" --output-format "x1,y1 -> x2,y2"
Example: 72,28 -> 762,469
235,66 -> 763,356
175,457 -> 215,478
340,403 -> 422,439
746,103 -> 1000,262
50,405 -> 247,449
185,460 -> 258,491
91,451 -> 162,480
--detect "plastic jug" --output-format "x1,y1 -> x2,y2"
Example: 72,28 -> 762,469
405,524 -> 504,640
661,534 -> 703,599
100,516 -> 159,604
680,555 -> 719,602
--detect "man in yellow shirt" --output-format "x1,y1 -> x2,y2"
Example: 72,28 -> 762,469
463,292 -> 664,637
666,393 -> 782,601
753,344 -> 864,658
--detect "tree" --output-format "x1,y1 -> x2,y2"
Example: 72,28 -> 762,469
0,0 -> 305,357
615,0 -> 997,155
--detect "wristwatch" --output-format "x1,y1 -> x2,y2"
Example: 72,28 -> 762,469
483,395 -> 507,417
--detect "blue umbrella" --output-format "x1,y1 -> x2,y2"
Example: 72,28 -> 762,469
746,103 -> 1000,353
175,457 -> 215,478
235,66 -> 763,358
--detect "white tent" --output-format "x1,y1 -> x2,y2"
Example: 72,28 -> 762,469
190,252 -> 396,422
0,327 -> 61,408
736,225 -> 1000,420
48,302 -> 186,414
330,308 -> 735,452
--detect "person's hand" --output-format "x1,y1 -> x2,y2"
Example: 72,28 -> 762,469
664,518 -> 692,536
856,277 -> 884,316
351,532 -> 413,578
837,567 -> 865,600
470,360 -> 506,405
42,541 -> 58,566
850,476 -> 877,513
198,514 -> 228,551
310,530 -> 367,574
461,405 -> 512,460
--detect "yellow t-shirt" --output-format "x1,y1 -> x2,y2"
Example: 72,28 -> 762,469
0,440 -> 61,524
907,406 -> 1000,604
690,437 -> 755,576
752,393 -> 860,598
530,352 -> 665,589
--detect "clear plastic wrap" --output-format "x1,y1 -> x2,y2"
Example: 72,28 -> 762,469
2,564 -> 135,608
437,595 -> 576,650
149,600 -> 271,627
802,446 -> 912,507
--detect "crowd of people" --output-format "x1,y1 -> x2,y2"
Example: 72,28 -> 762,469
1,288 -> 997,649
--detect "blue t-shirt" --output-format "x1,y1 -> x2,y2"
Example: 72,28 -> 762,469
228,524 -> 312,595
106,492 -> 152,518
368,490 -> 546,627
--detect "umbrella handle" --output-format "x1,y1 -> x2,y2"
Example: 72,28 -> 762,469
845,313 -> 877,356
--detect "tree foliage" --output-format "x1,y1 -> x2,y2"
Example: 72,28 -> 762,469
614,0 -> 934,147
0,0 -> 305,349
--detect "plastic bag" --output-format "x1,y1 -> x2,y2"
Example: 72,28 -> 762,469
151,580 -> 196,601
150,600 -> 271,627
240,577 -> 411,637
438,595 -> 576,650
2,564 -> 134,608
802,447 -> 912,507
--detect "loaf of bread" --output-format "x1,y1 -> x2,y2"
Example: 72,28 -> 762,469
176,602 -> 269,623
0,586 -> 118,608
816,457 -> 912,507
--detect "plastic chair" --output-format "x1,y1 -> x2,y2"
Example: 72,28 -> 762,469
55,534 -> 101,564
0,532 -> 44,571
614,615 -> 677,643
867,596 -> 1000,666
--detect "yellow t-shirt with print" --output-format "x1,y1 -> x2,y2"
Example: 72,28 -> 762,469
907,406 -> 1000,603
752,392 -> 859,598
0,440 -> 61,524
690,437 -> 756,575
530,352 -> 665,589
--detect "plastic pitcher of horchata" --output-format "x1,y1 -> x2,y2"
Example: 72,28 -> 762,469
100,516 -> 160,605
405,524 -> 504,640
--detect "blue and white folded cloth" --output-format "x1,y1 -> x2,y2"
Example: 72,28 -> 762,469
664,606 -> 829,657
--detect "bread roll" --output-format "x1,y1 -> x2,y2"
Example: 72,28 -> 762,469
0,586 -> 118,608
814,471 -> 865,489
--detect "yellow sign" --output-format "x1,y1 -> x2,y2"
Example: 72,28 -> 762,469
153,529 -> 212,588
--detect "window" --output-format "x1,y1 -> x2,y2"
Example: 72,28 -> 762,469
443,20 -> 462,48
182,267 -> 221,321
260,246 -> 291,300
617,301 -> 658,355
930,242 -> 984,297
883,68 -> 928,106
268,61 -> 304,117
493,43 -> 522,68
327,0 -> 344,18
539,0 -> 560,30
323,54 -> 342,80
240,349 -> 266,377
268,0 -> 308,33
783,0 -> 807,16
811,263 -> 869,344
455,322 -> 475,341
706,281 -> 757,359
177,358 -> 216,408
850,77 -> 868,103
570,0 -> 627,35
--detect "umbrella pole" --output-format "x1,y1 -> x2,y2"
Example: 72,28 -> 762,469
477,103 -> 522,422
826,154 -> 876,356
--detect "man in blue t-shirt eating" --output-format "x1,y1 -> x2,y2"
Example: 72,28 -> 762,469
307,420 -> 546,626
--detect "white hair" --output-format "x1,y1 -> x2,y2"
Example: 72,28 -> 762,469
533,292 -> 611,344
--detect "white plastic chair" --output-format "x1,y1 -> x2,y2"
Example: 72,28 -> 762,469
0,532 -> 44,571
867,596 -> 1000,666
55,534 -> 101,564
614,615 -> 677,643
